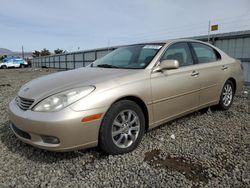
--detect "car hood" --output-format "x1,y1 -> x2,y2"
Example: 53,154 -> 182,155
18,67 -> 144,100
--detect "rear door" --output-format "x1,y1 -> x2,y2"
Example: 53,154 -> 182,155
189,42 -> 229,107
6,59 -> 14,67
150,42 -> 200,125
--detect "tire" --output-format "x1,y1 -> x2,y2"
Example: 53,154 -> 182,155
99,100 -> 145,155
215,80 -> 235,110
1,65 -> 7,69
20,64 -> 25,68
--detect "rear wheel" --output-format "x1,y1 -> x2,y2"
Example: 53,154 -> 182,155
1,65 -> 7,69
99,100 -> 145,155
216,80 -> 235,110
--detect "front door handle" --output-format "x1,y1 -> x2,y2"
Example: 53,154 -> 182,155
191,71 -> 199,77
221,65 -> 228,70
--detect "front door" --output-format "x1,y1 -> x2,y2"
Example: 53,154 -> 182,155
150,42 -> 200,125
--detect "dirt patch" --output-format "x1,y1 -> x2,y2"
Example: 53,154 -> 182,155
144,149 -> 209,184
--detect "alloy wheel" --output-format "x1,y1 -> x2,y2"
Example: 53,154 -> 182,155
222,83 -> 233,107
111,110 -> 140,148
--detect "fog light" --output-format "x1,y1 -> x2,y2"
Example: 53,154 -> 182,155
41,135 -> 60,144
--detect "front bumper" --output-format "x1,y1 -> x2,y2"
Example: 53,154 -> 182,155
8,99 -> 107,152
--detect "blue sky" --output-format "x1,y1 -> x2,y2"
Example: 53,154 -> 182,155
0,0 -> 250,52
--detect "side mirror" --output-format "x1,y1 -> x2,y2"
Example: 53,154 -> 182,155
153,59 -> 179,72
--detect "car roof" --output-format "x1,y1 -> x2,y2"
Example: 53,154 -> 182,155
127,38 -> 208,47
4,57 -> 22,61
132,38 -> 206,46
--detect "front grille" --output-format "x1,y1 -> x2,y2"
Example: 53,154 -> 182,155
15,96 -> 34,111
11,123 -> 31,140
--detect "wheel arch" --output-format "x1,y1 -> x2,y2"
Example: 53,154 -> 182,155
227,77 -> 237,94
111,96 -> 149,132
1,65 -> 7,69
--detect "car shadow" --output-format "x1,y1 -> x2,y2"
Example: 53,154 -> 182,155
0,121 -> 106,164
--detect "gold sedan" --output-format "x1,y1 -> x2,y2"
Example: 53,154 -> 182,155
9,39 -> 244,155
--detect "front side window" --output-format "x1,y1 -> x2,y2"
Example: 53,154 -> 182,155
191,43 -> 220,63
91,44 -> 163,69
160,42 -> 193,67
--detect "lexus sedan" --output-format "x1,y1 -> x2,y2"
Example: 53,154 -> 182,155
9,39 -> 244,155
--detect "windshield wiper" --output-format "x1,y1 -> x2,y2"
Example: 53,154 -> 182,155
96,64 -> 118,68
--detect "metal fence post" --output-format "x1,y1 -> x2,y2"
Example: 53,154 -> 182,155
59,56 -> 61,69
73,53 -> 76,69
95,50 -> 97,61
83,52 -> 85,67
54,56 -> 55,68
65,55 -> 68,70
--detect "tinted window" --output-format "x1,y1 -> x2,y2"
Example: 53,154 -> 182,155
191,43 -> 220,63
161,42 -> 193,67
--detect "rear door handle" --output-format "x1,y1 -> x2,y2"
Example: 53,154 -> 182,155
191,71 -> 199,77
221,65 -> 228,70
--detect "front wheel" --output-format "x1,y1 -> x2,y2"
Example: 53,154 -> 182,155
216,80 -> 235,110
20,64 -> 25,68
99,100 -> 145,155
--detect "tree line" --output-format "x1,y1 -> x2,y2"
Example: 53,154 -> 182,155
0,55 -> 7,61
32,48 -> 67,57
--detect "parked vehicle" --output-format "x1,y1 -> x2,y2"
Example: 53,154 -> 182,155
9,39 -> 244,155
0,57 -> 28,69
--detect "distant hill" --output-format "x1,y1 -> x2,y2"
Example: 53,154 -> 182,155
0,48 -> 13,55
0,48 -> 32,58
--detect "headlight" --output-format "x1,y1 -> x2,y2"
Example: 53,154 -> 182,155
33,86 -> 95,112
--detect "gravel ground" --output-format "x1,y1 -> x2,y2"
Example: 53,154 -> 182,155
0,68 -> 249,188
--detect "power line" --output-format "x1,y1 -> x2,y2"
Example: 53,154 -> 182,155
121,14 -> 250,39
111,23 -> 250,45
109,17 -> 250,44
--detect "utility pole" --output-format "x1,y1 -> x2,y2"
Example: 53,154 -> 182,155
22,45 -> 24,59
208,21 -> 211,43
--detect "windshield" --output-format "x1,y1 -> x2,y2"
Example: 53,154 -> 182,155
91,44 -> 163,69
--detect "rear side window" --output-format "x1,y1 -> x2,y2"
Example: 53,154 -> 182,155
160,42 -> 193,67
191,43 -> 221,63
